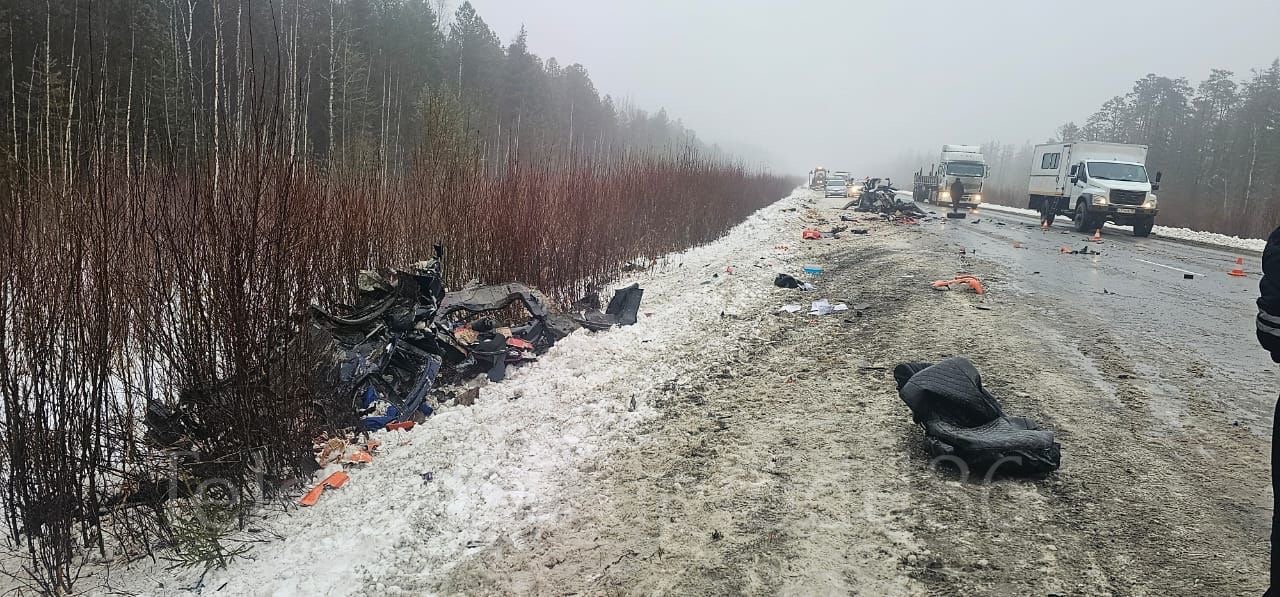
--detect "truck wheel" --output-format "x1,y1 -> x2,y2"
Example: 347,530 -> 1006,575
1074,200 -> 1091,233
1133,217 -> 1154,237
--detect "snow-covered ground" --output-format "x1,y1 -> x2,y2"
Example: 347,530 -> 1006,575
107,189 -> 811,596
58,186 -> 1279,595
977,202 -> 1266,253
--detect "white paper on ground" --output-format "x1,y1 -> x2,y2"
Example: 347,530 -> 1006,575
809,299 -> 832,315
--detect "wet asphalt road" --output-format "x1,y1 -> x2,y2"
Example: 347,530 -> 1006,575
918,203 -> 1278,432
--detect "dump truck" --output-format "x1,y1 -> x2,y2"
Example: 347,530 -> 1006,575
1028,141 -> 1161,237
913,145 -> 988,209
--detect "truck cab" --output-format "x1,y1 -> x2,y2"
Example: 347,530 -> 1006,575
809,167 -> 828,190
937,156 -> 987,208
1028,142 -> 1160,237
913,145 -> 988,210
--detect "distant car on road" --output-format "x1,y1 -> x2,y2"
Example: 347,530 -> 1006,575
824,178 -> 848,198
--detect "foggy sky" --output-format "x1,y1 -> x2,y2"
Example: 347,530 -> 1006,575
465,0 -> 1279,175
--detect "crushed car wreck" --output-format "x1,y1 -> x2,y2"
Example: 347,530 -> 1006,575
848,184 -> 928,222
308,249 -> 459,432
307,247 -> 644,432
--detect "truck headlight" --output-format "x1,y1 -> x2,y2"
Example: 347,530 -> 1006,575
1144,195 -> 1157,208
972,194 -> 982,203
940,191 -> 951,199
1091,194 -> 1108,205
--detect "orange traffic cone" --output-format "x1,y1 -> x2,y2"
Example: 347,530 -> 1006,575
1089,229 -> 1102,242
1229,257 -> 1246,277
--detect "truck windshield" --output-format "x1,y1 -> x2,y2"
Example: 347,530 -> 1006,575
1087,162 -> 1148,182
945,162 -> 985,177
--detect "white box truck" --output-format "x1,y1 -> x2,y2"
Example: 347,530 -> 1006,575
913,145 -> 988,210
1028,142 -> 1161,237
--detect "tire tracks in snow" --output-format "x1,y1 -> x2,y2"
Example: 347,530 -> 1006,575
432,193 -> 929,595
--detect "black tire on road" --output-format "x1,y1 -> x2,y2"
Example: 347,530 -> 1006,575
1074,200 -> 1091,233
1133,217 -> 1155,237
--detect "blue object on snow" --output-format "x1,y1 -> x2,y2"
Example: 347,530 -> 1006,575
360,405 -> 402,431
360,385 -> 378,409
359,414 -> 396,431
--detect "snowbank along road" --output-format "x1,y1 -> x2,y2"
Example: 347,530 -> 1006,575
114,189 -> 1271,596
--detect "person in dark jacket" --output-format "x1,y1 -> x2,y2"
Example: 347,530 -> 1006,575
1040,198 -> 1056,229
1257,225 -> 1280,596
949,178 -> 965,208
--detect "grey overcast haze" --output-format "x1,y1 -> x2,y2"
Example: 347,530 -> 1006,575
466,0 -> 1280,174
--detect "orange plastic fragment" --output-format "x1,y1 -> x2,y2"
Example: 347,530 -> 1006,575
506,337 -> 534,351
346,449 -> 373,464
385,421 -> 415,432
955,276 -> 985,295
298,470 -> 351,507
930,276 -> 985,295
299,486 -> 324,507
326,470 -> 350,488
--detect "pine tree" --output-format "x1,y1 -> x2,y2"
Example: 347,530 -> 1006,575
1082,96 -> 1128,142
1056,122 -> 1081,142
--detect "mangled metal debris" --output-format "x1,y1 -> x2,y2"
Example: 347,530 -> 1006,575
307,248 -> 643,431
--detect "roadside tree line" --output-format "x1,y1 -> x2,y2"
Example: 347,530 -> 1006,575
0,0 -> 720,179
979,61 -> 1280,238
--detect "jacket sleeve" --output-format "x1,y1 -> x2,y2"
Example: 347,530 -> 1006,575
1256,225 -> 1280,361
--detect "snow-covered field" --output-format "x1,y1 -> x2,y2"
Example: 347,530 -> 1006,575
106,189 -> 810,596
